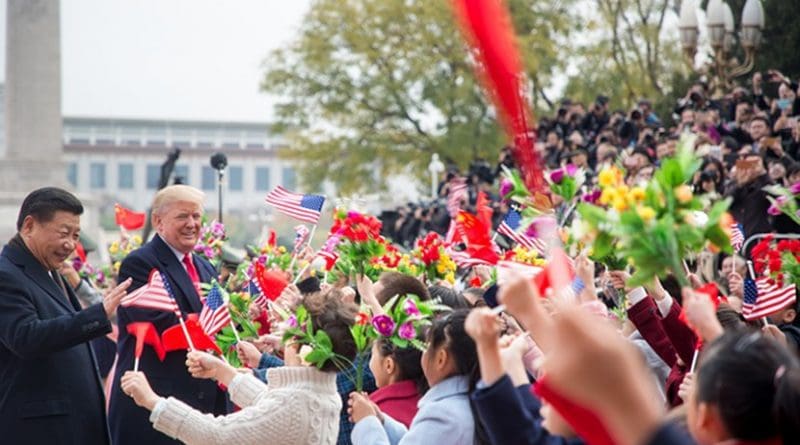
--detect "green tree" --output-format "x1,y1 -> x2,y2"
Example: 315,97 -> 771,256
262,0 -> 578,193
563,0 -> 685,112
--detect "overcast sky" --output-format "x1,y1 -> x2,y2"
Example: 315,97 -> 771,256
0,0 -> 311,122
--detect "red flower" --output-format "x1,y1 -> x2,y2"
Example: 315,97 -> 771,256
355,312 -> 369,326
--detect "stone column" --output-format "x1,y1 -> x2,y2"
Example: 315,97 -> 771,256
0,0 -> 67,240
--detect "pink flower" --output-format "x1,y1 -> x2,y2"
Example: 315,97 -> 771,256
777,196 -> 789,206
768,203 -> 782,216
565,164 -> 578,177
398,322 -> 416,340
790,182 -> 800,195
403,298 -> 421,317
372,314 -> 395,337
499,179 -> 513,198
549,169 -> 565,184
582,189 -> 601,204
286,315 -> 298,328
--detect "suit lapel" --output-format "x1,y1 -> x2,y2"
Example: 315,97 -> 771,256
152,236 -> 203,314
3,244 -> 76,313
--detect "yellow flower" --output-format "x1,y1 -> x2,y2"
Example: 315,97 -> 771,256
109,242 -> 120,255
132,235 -> 143,245
113,261 -> 121,273
277,246 -> 287,254
598,167 -> 618,188
599,187 -> 617,205
637,206 -> 656,221
612,196 -> 629,212
445,272 -> 455,284
674,185 -> 693,204
630,187 -> 646,202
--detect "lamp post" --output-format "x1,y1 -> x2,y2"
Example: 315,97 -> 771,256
678,0 -> 765,97
210,152 -> 228,223
428,153 -> 444,200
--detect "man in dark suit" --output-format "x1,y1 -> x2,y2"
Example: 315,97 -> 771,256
108,184 -> 227,444
0,187 -> 131,444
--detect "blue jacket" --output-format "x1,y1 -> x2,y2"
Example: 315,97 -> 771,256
0,238 -> 111,444
351,375 -> 474,445
472,375 -> 584,445
108,235 -> 227,445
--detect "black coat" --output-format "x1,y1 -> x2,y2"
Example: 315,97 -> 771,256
107,235 -> 227,445
0,240 -> 111,445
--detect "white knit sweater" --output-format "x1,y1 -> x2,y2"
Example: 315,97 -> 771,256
149,366 -> 341,445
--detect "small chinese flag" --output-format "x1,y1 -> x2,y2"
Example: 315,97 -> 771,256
114,203 -> 146,230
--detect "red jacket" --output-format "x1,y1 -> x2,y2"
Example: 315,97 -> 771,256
628,295 -> 698,407
369,379 -> 422,428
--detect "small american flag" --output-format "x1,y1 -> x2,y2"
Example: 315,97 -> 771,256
446,248 -> 492,269
496,260 -> 542,283
742,277 -> 797,321
121,269 -> 181,314
247,279 -> 268,310
265,186 -> 325,224
730,223 -> 745,252
315,249 -> 339,271
199,283 -> 231,337
497,209 -> 546,254
446,178 -> 468,217
293,225 -> 310,252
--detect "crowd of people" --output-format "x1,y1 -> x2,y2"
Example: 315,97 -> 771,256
1,67 -> 799,445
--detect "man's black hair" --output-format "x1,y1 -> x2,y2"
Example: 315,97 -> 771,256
16,187 -> 84,230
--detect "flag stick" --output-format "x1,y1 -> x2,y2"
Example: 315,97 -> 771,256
762,317 -> 770,327
292,263 -> 311,285
134,357 -> 140,372
229,320 -> 241,343
689,347 -> 700,373
491,304 -> 506,314
746,260 -> 757,279
491,232 -> 499,242
306,224 -> 318,251
176,315 -> 196,351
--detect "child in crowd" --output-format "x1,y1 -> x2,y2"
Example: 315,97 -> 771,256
367,336 -> 427,427
348,309 -> 488,445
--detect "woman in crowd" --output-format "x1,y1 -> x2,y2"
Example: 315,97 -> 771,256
119,289 -> 357,445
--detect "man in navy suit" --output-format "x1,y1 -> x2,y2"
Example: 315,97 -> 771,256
108,184 -> 227,444
0,187 -> 131,444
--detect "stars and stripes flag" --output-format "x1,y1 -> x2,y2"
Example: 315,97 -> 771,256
446,248 -> 492,269
293,225 -> 310,252
742,276 -> 797,321
446,178 -> 468,217
199,283 -> 232,337
121,269 -> 181,315
730,223 -> 745,252
265,186 -> 325,224
497,208 -> 546,254
247,278 -> 268,310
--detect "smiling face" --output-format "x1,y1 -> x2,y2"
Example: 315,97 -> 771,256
153,200 -> 203,254
21,211 -> 81,271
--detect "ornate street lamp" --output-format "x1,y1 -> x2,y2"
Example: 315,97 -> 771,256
678,0 -> 765,96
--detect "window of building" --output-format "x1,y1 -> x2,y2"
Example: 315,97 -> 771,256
255,167 -> 270,191
201,166 -> 216,191
146,164 -> 161,189
282,167 -> 297,190
229,166 -> 243,191
118,163 -> 134,189
90,162 -> 106,189
67,163 -> 78,187
173,164 -> 190,185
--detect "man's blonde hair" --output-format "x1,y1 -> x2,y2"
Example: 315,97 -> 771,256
151,185 -> 205,216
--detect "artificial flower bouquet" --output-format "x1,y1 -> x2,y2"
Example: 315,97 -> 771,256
577,136 -> 732,286
751,235 -> 800,287
193,220 -> 226,267
412,232 -> 456,284
326,208 -> 387,281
